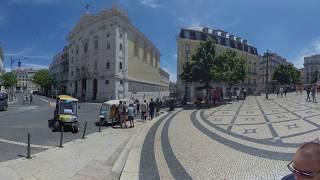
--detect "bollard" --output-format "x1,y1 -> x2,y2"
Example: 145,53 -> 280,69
82,121 -> 87,139
26,133 -> 31,159
59,126 -> 64,148
98,121 -> 101,132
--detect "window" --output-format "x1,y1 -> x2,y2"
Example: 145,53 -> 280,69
120,43 -> 123,51
71,71 -> 73,76
84,42 -> 88,54
120,80 -> 123,84
107,33 -> 110,37
105,80 -> 109,84
76,47 -> 79,55
185,44 -> 190,51
95,39 -> 99,49
120,34 -> 123,39
106,62 -> 110,69
107,42 -> 110,49
119,62 -> 123,70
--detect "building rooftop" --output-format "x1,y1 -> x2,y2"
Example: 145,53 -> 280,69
182,26 -> 251,45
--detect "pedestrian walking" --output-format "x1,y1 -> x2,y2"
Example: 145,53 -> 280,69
118,101 -> 127,128
277,88 -> 280,97
236,88 -> 240,101
136,100 -> 140,115
29,94 -> 33,104
306,88 -> 311,102
243,88 -> 247,100
280,87 -> 284,98
109,105 -> 117,127
312,85 -> 317,103
284,87 -> 287,97
128,104 -> 135,128
23,93 -> 27,105
141,100 -> 147,121
149,99 -> 155,120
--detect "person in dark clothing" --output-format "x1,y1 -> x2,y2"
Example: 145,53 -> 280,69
149,99 -> 155,119
29,94 -> 33,104
306,88 -> 311,102
135,100 -> 140,115
284,87 -> 287,97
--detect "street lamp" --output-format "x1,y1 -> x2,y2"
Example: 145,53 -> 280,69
10,57 -> 20,72
265,50 -> 269,99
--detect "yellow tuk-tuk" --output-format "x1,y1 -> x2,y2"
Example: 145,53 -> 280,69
54,95 -> 79,133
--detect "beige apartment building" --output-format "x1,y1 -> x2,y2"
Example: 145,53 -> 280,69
14,68 -> 40,93
259,52 -> 293,91
177,27 -> 260,99
0,47 -> 5,92
51,6 -> 169,102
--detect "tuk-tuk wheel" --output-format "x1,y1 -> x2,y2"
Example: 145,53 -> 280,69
54,121 -> 61,131
72,127 -> 79,133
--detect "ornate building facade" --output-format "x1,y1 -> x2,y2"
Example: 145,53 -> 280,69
51,7 -> 169,102
177,27 -> 260,99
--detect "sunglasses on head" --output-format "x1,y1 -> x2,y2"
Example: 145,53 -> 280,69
287,161 -> 320,179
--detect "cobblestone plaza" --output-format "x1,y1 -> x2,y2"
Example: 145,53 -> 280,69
122,93 -> 320,179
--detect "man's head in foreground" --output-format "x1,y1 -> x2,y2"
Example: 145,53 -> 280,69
288,142 -> 320,180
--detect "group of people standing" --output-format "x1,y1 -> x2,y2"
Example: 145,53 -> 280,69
306,85 -> 317,103
236,88 -> 247,101
22,92 -> 33,105
276,87 -> 288,98
108,98 -> 160,128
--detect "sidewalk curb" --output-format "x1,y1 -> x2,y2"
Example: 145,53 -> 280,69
8,98 -> 17,105
112,111 -> 168,179
111,124 -> 147,178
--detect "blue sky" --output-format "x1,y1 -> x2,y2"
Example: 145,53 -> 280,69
1,0 -> 320,81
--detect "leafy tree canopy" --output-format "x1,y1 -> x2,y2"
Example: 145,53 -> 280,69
217,50 -> 246,86
272,64 -> 301,85
32,70 -> 54,90
0,72 -> 17,88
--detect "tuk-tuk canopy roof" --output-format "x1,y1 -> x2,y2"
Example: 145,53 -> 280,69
57,95 -> 78,102
102,99 -> 131,106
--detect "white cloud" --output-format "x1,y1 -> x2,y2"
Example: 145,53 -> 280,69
161,67 -> 177,82
173,54 -> 177,59
293,38 -> 320,68
4,47 -> 53,61
140,0 -> 162,9
22,63 -> 49,70
5,68 -> 10,72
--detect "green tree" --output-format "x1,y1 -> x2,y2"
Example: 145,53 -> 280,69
0,72 -> 17,88
0,72 -> 17,101
218,50 -> 246,88
33,70 -> 54,93
191,40 -> 222,97
273,64 -> 301,85
179,61 -> 193,99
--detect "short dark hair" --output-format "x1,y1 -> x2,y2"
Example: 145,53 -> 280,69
297,142 -> 320,163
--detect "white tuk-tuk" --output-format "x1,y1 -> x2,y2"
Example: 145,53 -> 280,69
98,99 -> 131,125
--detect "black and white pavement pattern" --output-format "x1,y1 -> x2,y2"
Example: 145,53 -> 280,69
137,93 -> 320,179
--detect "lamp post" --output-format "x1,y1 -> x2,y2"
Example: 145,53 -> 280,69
10,57 -> 20,72
265,50 -> 269,99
